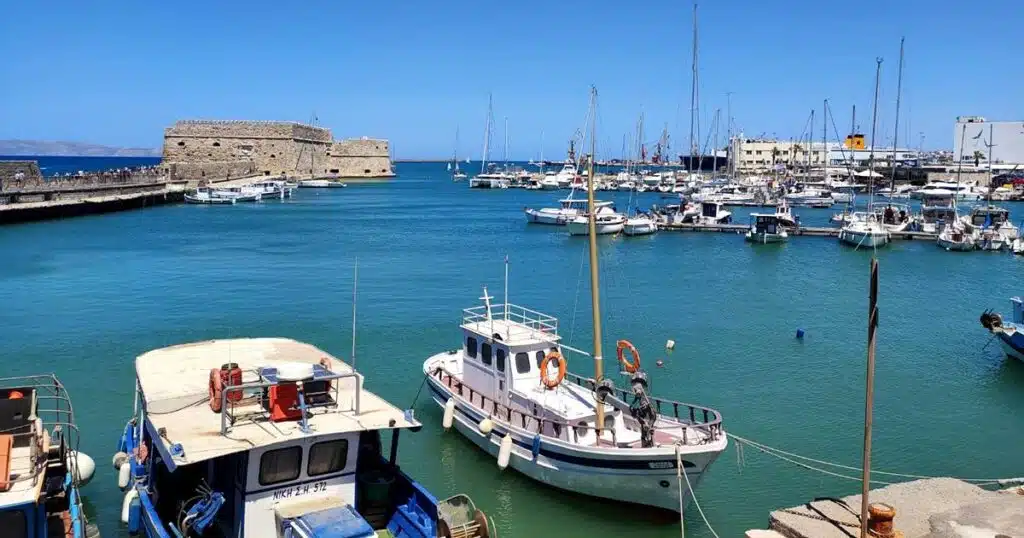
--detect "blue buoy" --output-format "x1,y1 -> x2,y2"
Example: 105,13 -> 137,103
795,328 -> 805,339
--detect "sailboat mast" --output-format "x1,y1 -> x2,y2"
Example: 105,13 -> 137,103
888,37 -> 905,198
822,99 -> 827,179
454,126 -> 460,171
806,109 -> 814,183
688,3 -> 698,175
481,96 -> 492,175
868,58 -> 884,208
584,86 -> 606,431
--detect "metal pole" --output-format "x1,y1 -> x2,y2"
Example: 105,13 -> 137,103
860,257 -> 879,538
584,87 -> 605,435
351,258 -> 358,369
889,37 -> 905,197
867,58 -> 883,206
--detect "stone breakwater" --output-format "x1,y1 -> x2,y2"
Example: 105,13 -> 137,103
160,120 -> 394,182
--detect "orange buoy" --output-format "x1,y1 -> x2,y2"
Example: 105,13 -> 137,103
208,369 -> 223,413
539,351 -> 566,390
616,340 -> 641,373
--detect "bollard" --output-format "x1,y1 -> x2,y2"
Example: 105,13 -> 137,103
867,502 -> 898,538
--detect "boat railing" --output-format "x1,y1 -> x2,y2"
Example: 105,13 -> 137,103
431,367 -> 616,445
0,374 -> 88,533
561,371 -> 724,443
217,365 -> 364,435
462,303 -> 559,336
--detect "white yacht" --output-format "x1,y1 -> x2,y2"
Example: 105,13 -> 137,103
553,163 -> 578,188
838,213 -> 891,248
936,219 -> 976,251
623,212 -> 658,236
185,186 -> 239,205
539,173 -> 561,190
916,182 -> 983,201
566,206 -> 626,235
693,201 -> 732,225
298,179 -> 348,188
250,179 -> 292,199
963,205 -> 1017,243
919,192 -> 957,233
525,196 -> 614,225
874,203 -> 914,232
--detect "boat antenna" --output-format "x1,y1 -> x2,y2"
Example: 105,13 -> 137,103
503,254 -> 509,324
584,86 -> 606,434
351,257 -> 358,369
888,37 -> 905,207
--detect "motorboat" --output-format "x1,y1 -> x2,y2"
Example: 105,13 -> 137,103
918,192 -> 957,234
874,203 -> 914,232
774,200 -> 798,228
915,182 -> 983,201
470,174 -> 511,189
250,180 -> 292,199
745,213 -> 788,244
185,186 -> 238,205
566,206 -> 626,235
525,196 -> 614,225
0,375 -> 98,538
298,179 -> 347,188
980,298 -> 1024,362
539,173 -> 561,190
963,205 -> 1017,243
617,180 -> 637,192
936,219 -> 976,251
875,184 -> 915,200
693,201 -> 732,225
623,213 -> 658,236
784,188 -> 833,207
217,185 -> 264,202
838,212 -> 891,248
117,338 -> 493,538
553,163 -> 578,188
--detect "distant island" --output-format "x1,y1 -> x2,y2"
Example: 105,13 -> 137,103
0,140 -> 161,157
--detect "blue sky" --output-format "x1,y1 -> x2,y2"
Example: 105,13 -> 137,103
1,0 -> 1020,158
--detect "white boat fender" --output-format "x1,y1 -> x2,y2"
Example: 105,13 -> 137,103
121,488 -> 139,524
68,451 -> 96,487
478,418 -> 493,436
530,434 -> 541,461
112,451 -> 129,471
118,461 -> 131,490
442,399 -> 455,430
497,434 -> 513,470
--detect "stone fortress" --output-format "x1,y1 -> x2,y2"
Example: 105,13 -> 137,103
160,120 -> 394,182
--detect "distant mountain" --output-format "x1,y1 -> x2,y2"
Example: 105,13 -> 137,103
0,140 -> 160,157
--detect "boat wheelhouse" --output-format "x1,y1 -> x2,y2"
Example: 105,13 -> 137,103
422,294 -> 727,513
117,338 -> 489,538
0,375 -> 96,538
745,213 -> 788,244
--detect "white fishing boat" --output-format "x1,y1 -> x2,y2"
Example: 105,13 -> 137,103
936,220 -> 976,251
566,206 -> 626,235
774,199 -> 798,227
623,213 -> 657,236
298,179 -> 347,188
116,338 -> 494,538
185,186 -> 238,205
250,179 -> 292,199
525,196 -> 614,225
218,185 -> 264,202
423,89 -> 726,512
539,173 -> 560,190
838,213 -> 891,248
745,213 -> 788,244
693,201 -> 732,225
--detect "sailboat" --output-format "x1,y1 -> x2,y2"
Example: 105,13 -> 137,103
937,125 -> 976,251
839,59 -> 891,249
470,95 -> 509,189
422,87 -> 726,513
622,113 -> 657,236
452,127 -> 468,180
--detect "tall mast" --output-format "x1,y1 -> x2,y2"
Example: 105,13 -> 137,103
454,126 -> 460,171
688,3 -> 698,176
584,86 -> 606,431
888,37 -> 905,199
822,99 -> 828,177
866,58 -> 883,208
503,116 -> 509,167
806,109 -> 814,183
850,105 -> 857,180
481,94 -> 492,175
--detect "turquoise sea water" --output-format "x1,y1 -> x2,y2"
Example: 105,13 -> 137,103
1,162 -> 1022,537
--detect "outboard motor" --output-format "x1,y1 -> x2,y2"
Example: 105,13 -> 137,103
980,309 -> 1003,331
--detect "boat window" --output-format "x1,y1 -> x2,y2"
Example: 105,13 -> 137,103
259,446 -> 302,486
466,337 -> 477,359
575,421 -> 589,439
308,439 -> 349,476
516,352 -> 531,374
0,510 -> 25,538
481,343 -> 492,366
496,348 -> 506,372
552,423 -> 561,438
535,350 -> 545,368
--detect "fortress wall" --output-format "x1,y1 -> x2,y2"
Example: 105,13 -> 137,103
166,160 -> 257,182
0,161 -> 44,183
329,138 -> 390,157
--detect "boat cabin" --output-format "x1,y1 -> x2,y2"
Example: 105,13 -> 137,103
0,375 -> 90,538
122,339 -> 446,538
749,214 -> 781,234
457,297 -> 636,447
558,199 -> 612,211
921,206 -> 957,227
968,206 -> 1011,228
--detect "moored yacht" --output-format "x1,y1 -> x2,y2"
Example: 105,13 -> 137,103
566,206 -> 626,235
525,196 -> 614,225
693,201 -> 732,225
116,338 -> 492,538
745,213 -> 788,244
250,179 -> 292,199
298,179 -> 347,188
838,212 -> 891,248
936,219 -> 976,251
623,212 -> 658,236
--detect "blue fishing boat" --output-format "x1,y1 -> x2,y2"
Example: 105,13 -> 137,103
980,298 -> 1024,362
113,338 -> 491,538
0,374 -> 98,538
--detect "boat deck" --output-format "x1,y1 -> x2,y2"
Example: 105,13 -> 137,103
136,338 -> 417,467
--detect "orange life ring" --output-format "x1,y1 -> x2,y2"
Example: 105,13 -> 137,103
209,368 -> 223,413
616,340 -> 641,373
539,351 -> 566,390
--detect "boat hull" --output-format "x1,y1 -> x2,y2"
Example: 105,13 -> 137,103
745,231 -> 787,244
838,228 -> 890,248
525,208 -> 573,225
623,220 -> 657,236
425,375 -> 721,513
936,235 -> 975,251
567,219 -> 625,236
996,330 -> 1024,362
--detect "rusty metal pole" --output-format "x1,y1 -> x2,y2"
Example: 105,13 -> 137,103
860,257 -> 879,538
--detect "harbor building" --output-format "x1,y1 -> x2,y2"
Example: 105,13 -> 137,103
161,120 -> 394,182
953,116 -> 1024,165
729,138 -> 832,172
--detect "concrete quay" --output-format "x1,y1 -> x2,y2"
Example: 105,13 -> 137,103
660,222 -> 939,241
747,478 -> 1023,538
0,185 -> 184,225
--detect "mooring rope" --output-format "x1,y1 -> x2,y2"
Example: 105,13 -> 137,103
728,432 -> 1018,485
677,445 -> 720,538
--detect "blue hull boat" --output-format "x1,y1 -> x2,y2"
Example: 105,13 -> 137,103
980,297 -> 1024,362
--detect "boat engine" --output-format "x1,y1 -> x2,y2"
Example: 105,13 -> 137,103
980,309 -> 1003,331
627,370 -> 657,448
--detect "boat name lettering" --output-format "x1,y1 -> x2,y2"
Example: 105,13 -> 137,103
272,481 -> 328,500
648,461 -> 675,469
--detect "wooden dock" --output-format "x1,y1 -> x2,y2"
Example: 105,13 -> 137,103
660,223 -> 938,241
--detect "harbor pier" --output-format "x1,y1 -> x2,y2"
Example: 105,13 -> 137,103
660,222 -> 940,241
0,160 -> 183,225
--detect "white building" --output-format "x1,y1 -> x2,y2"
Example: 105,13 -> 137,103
953,116 -> 1024,165
827,147 -> 919,167
729,138 -> 833,172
